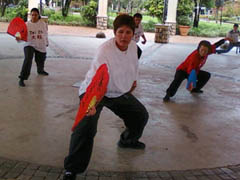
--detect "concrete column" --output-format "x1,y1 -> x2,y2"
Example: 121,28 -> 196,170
97,0 -> 108,30
165,0 -> 178,35
28,0 -> 38,20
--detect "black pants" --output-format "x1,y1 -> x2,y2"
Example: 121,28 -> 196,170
64,93 -> 149,174
19,46 -> 46,80
166,70 -> 211,97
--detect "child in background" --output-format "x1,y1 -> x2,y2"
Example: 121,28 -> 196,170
133,13 -> 147,44
216,23 -> 240,54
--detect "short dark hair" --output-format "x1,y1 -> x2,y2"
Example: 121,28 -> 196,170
234,23 -> 239,28
197,40 -> 212,52
133,13 -> 142,19
113,14 -> 135,34
30,8 -> 41,19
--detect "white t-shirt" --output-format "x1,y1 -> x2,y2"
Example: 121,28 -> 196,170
24,20 -> 48,53
133,24 -> 144,43
79,38 -> 139,98
227,30 -> 240,43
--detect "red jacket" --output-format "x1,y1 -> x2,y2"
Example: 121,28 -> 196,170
177,45 -> 216,74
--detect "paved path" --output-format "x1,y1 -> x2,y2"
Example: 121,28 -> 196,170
0,22 -> 221,44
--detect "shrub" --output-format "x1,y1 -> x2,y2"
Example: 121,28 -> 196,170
177,15 -> 192,26
142,20 -> 156,32
80,1 -> 97,27
42,9 -> 56,18
107,18 -> 114,29
4,0 -> 28,21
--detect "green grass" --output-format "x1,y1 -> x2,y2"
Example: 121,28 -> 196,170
142,15 -> 159,23
189,21 -> 233,37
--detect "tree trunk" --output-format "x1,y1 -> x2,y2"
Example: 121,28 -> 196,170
40,0 -> 43,15
193,0 -> 198,27
163,0 -> 168,24
117,0 -> 120,12
1,4 -> 7,17
62,0 -> 72,17
220,7 -> 223,25
196,0 -> 202,27
0,0 -> 9,17
127,0 -> 132,13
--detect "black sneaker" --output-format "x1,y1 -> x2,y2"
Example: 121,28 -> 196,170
38,71 -> 49,76
118,140 -> 145,149
191,89 -> 203,93
63,172 -> 76,180
19,79 -> 25,87
163,94 -> 170,102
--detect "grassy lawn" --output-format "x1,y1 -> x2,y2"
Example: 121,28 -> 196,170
142,15 -> 159,23
189,21 -> 233,37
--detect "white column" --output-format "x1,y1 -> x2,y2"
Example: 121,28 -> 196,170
97,0 -> 108,30
166,0 -> 178,23
28,0 -> 38,13
165,0 -> 178,35
28,0 -> 38,20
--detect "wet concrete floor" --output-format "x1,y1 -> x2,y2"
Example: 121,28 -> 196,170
0,34 -> 240,172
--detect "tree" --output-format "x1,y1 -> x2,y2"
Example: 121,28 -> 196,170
0,0 -> 12,17
193,0 -> 214,28
176,0 -> 194,26
144,0 -> 164,21
62,0 -> 72,17
215,0 -> 224,24
177,0 -> 193,17
81,0 -> 97,26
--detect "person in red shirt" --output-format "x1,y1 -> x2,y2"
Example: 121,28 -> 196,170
163,39 -> 225,102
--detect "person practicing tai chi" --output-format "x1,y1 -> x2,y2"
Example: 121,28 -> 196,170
216,23 -> 240,54
63,14 -> 149,180
163,39 -> 225,102
132,13 -> 147,45
132,13 -> 147,59
17,8 -> 49,87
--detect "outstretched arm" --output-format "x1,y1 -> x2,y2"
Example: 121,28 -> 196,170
214,39 -> 225,48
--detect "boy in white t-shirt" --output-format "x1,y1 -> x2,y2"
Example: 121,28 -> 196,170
133,13 -> 147,44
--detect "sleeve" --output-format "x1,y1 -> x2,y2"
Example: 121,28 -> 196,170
187,58 -> 197,74
214,39 -> 225,49
44,22 -> 49,46
185,53 -> 198,74
92,46 -> 109,72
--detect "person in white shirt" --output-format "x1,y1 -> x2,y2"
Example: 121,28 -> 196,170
63,14 -> 149,180
216,23 -> 240,54
132,13 -> 147,44
132,13 -> 146,59
17,8 -> 49,87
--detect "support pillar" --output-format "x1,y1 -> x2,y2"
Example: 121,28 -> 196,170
165,0 -> 178,35
28,0 -> 38,20
97,0 -> 108,30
